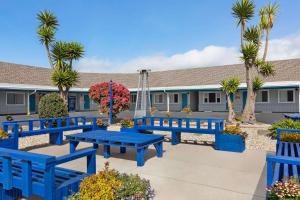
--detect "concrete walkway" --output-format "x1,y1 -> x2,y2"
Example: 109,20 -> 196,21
29,140 -> 267,200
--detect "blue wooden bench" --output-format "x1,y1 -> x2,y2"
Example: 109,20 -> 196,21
266,128 -> 300,189
66,130 -> 164,166
0,147 -> 96,200
1,116 -> 105,149
134,116 -> 224,145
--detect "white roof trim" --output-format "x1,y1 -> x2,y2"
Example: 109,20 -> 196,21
0,81 -> 299,93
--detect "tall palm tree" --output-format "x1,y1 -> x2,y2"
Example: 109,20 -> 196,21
37,10 -> 58,68
260,3 -> 279,61
232,0 -> 255,46
220,77 -> 240,123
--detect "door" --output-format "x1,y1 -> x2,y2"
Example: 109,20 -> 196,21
84,95 -> 90,110
68,96 -> 76,112
182,93 -> 188,109
242,91 -> 247,110
29,94 -> 36,113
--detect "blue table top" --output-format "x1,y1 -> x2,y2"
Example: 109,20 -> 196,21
284,114 -> 300,120
66,130 -> 164,145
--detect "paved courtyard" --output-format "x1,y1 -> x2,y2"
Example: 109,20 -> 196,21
29,136 -> 267,200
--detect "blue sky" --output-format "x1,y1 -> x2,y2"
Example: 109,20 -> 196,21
0,0 -> 299,72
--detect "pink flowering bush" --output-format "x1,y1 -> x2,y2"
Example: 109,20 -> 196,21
89,82 -> 130,118
267,178 -> 300,199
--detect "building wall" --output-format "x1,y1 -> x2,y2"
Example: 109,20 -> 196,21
198,91 -> 227,112
0,90 -> 28,115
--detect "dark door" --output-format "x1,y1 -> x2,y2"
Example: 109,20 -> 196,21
29,94 -> 36,113
242,91 -> 247,109
84,95 -> 90,110
68,96 -> 76,112
182,93 -> 188,109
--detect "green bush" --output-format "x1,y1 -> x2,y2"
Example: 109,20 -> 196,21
269,119 -> 300,137
38,93 -> 68,119
224,124 -> 248,138
120,119 -> 134,128
280,133 -> 300,143
6,115 -> 13,121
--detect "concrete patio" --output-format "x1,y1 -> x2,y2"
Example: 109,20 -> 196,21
28,137 -> 267,200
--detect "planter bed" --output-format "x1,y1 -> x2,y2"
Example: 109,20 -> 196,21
215,133 -> 245,153
0,136 -> 17,149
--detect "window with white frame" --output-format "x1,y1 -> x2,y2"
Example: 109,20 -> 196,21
278,89 -> 295,103
130,94 -> 137,104
154,94 -> 164,104
6,92 -> 25,105
256,90 -> 269,103
170,93 -> 179,104
203,92 -> 221,104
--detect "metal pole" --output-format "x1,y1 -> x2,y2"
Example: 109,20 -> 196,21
109,80 -> 113,125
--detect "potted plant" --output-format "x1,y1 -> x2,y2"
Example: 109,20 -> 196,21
95,118 -> 108,130
120,119 -> 137,132
0,127 -> 17,149
215,124 -> 247,153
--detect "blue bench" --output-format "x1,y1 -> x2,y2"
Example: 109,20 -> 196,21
134,116 -> 224,145
0,147 -> 96,200
1,116 -> 105,149
66,130 -> 164,166
266,128 -> 300,189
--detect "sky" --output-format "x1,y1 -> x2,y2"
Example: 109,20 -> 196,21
0,0 -> 300,72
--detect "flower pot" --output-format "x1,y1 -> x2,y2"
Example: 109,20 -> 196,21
0,137 -> 17,149
215,133 -> 245,153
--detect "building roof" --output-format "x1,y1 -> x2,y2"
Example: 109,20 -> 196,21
0,58 -> 299,91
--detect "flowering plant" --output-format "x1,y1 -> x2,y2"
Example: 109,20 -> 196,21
267,178 -> 300,200
89,82 -> 130,118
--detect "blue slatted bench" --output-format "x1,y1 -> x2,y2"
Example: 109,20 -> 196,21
1,116 -> 104,149
266,128 -> 300,190
0,147 -> 96,200
134,116 -> 224,145
66,130 -> 164,166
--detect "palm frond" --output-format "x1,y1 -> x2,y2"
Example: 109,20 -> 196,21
241,43 -> 259,65
256,60 -> 275,77
232,0 -> 255,25
252,76 -> 264,91
37,10 -> 59,29
243,26 -> 261,45
65,42 -> 85,62
220,77 -> 240,94
51,41 -> 69,65
37,26 -> 55,44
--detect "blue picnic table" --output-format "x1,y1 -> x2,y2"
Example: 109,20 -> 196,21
66,130 -> 164,166
284,114 -> 300,120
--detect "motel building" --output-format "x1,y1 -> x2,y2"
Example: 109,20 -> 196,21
0,58 -> 299,116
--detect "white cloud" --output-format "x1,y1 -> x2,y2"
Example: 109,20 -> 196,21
75,32 -> 300,73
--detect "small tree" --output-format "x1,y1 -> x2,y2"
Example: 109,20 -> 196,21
89,82 -> 130,118
220,77 -> 240,123
38,93 -> 68,118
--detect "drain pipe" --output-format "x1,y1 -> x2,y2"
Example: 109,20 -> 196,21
27,90 -> 37,115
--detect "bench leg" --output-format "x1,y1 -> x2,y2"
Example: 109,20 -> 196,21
70,141 -> 79,153
137,148 -> 146,166
120,147 -> 126,153
103,145 -> 111,158
171,131 -> 181,145
93,143 -> 99,149
0,187 -> 22,200
87,152 -> 96,174
154,142 -> 163,157
49,131 -> 63,145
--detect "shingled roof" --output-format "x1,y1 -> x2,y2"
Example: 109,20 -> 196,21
0,58 -> 299,89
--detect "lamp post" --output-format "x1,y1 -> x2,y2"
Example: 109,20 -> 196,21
109,80 -> 113,125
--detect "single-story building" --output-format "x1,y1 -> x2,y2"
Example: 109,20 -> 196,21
0,58 -> 299,115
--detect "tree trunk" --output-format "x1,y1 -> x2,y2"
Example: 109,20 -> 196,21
262,28 -> 269,61
241,65 -> 256,123
45,43 -> 53,68
241,21 -> 245,47
227,93 -> 235,123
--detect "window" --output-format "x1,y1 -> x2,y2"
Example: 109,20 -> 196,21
6,92 -> 25,105
278,89 -> 295,103
203,92 -> 221,104
130,94 -> 137,104
256,90 -> 269,103
170,93 -> 179,104
154,94 -> 164,104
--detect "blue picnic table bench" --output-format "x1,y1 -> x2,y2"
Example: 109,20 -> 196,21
266,128 -> 300,190
0,147 -> 96,200
284,114 -> 300,120
1,116 -> 105,149
134,116 -> 224,145
66,130 -> 164,166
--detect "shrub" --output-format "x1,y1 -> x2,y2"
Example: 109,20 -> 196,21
38,93 -> 68,119
116,174 -> 154,200
78,162 -> 122,200
0,128 -> 9,140
280,133 -> 300,143
182,107 -> 192,115
6,115 -> 13,121
269,119 -> 300,137
224,124 -> 248,138
96,119 -> 108,128
120,119 -> 134,128
267,178 -> 300,200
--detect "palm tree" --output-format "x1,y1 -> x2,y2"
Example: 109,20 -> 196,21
232,0 -> 255,46
220,77 -> 240,123
260,3 -> 279,61
37,10 -> 58,68
51,41 -> 83,102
